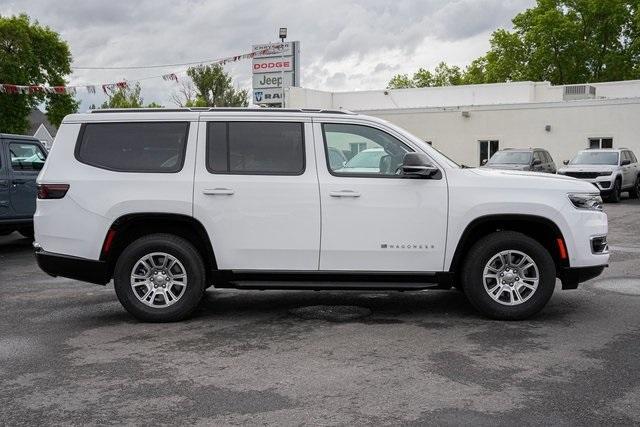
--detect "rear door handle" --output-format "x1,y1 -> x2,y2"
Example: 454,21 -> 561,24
329,190 -> 361,198
203,188 -> 234,196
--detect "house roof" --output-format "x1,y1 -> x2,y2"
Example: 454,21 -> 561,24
28,108 -> 57,137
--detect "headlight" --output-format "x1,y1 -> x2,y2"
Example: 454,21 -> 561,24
568,193 -> 603,211
596,171 -> 612,177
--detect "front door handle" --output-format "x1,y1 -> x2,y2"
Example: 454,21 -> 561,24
329,190 -> 361,198
203,188 -> 234,196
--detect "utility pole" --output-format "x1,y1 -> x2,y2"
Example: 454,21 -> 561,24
279,27 -> 287,108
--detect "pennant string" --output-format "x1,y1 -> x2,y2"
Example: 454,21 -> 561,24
0,45 -> 281,95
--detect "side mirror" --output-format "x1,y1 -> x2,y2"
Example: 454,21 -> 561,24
563,160 -> 569,165
481,159 -> 488,166
621,159 -> 631,166
532,159 -> 542,166
401,153 -> 438,178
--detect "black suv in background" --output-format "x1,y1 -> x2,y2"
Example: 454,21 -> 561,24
482,148 -> 557,173
0,134 -> 47,238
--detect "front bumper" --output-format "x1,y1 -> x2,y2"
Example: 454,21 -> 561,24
562,175 -> 614,192
558,265 -> 607,290
35,249 -> 110,285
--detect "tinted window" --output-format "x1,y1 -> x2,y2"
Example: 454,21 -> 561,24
323,123 -> 412,176
629,151 -> 638,163
544,152 -> 553,163
9,142 -> 46,171
76,122 -> 190,173
207,122 -> 304,175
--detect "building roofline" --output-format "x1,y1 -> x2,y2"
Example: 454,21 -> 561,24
356,96 -> 640,115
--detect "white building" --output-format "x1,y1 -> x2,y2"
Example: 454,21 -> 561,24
286,80 -> 640,166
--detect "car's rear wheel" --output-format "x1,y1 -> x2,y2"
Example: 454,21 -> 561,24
461,231 -> 556,320
628,176 -> 640,199
113,233 -> 205,322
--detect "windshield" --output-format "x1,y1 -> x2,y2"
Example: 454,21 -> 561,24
571,151 -> 619,165
487,151 -> 532,165
344,150 -> 385,168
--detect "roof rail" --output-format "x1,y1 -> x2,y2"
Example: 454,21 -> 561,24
89,107 -> 355,115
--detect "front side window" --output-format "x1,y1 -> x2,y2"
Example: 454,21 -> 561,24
322,123 -> 412,176
207,122 -> 304,175
76,122 -> 190,173
9,142 -> 46,171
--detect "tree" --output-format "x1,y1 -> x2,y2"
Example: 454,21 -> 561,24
100,83 -> 162,108
0,14 -> 78,133
186,64 -> 248,107
387,62 -> 464,88
388,0 -> 640,88
170,79 -> 197,107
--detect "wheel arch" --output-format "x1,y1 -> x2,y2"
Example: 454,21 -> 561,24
99,213 -> 217,281
449,214 -> 568,276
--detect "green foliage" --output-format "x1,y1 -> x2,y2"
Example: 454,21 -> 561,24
100,83 -> 162,108
388,0 -> 640,88
0,14 -> 78,133
186,64 -> 248,107
388,62 -> 464,88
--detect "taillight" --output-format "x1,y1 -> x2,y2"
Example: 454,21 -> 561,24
37,184 -> 70,199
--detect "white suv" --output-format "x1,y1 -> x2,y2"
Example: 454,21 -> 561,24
34,108 -> 609,322
558,148 -> 640,202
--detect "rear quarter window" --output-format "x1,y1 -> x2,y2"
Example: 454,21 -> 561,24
75,122 -> 190,173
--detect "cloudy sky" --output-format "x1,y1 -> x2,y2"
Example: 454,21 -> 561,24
2,0 -> 534,110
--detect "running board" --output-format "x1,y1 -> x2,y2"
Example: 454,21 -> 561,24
210,270 -> 454,290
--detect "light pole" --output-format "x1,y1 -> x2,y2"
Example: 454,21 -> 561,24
279,27 -> 287,108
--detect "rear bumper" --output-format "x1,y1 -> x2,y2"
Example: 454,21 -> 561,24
558,265 -> 606,290
35,249 -> 110,285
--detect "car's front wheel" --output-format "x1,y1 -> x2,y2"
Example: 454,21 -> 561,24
113,233 -> 205,322
461,231 -> 556,320
606,179 -> 621,203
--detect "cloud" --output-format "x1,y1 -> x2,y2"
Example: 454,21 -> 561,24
1,0 -> 534,109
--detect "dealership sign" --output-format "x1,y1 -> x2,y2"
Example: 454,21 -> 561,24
253,73 -> 293,89
252,41 -> 300,105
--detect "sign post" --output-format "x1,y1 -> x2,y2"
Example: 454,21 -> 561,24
252,35 -> 300,107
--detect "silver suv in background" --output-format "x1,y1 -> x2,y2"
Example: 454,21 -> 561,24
482,148 -> 557,173
558,148 -> 640,202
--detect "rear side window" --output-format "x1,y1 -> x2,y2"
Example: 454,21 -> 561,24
9,142 -> 46,171
76,122 -> 190,173
206,121 -> 304,175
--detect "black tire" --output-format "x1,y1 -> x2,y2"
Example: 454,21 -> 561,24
18,227 -> 34,239
461,231 -> 556,320
606,179 -> 621,203
628,176 -> 640,199
113,233 -> 206,322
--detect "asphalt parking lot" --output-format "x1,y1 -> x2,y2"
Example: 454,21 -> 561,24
1,200 -> 640,426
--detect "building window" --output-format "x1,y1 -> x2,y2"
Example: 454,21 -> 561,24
589,137 -> 613,149
479,140 -> 499,165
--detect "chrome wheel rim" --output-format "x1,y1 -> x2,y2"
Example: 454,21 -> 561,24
130,252 -> 187,308
482,250 -> 539,306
